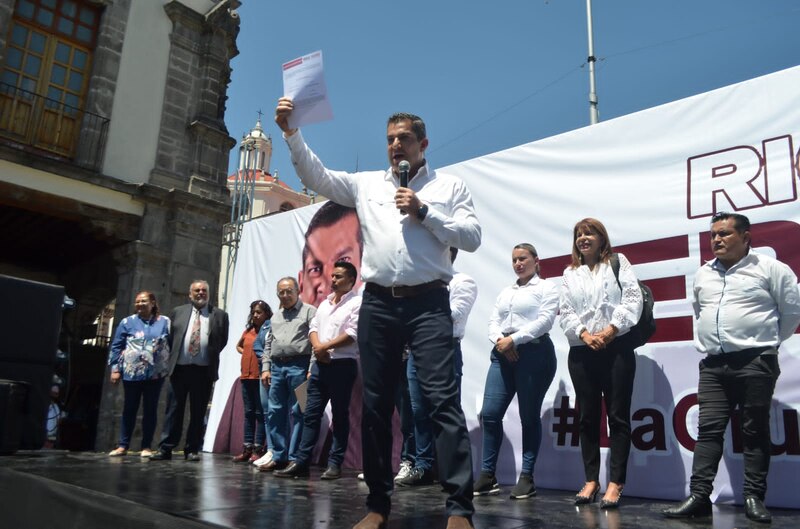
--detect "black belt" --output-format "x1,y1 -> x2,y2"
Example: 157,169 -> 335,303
271,354 -> 311,364
365,280 -> 447,298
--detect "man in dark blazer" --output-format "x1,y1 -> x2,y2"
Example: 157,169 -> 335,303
151,280 -> 229,461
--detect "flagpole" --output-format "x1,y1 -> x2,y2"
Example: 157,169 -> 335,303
586,0 -> 599,124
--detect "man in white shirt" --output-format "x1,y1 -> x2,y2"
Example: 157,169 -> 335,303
275,98 -> 481,529
664,212 -> 800,523
275,261 -> 361,480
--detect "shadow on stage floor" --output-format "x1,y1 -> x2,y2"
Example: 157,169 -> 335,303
0,450 -> 796,529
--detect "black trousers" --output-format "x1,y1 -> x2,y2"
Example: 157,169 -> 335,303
567,333 -> 637,484
358,287 -> 473,519
159,365 -> 213,453
690,350 -> 779,500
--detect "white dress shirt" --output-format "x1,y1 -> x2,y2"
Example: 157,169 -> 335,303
309,289 -> 362,361
450,272 -> 477,340
488,275 -> 559,346
285,131 -> 481,287
693,250 -> 800,355
179,305 -> 209,366
559,253 -> 643,347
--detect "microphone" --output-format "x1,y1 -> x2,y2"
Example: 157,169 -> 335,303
398,160 -> 410,215
398,160 -> 410,188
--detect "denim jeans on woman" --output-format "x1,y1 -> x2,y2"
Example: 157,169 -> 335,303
480,338 -> 556,476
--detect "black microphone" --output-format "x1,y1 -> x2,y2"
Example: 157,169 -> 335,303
398,160 -> 410,188
398,160 -> 410,215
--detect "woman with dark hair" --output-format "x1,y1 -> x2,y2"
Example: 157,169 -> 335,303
559,218 -> 643,508
232,300 -> 273,462
107,291 -> 171,457
473,243 -> 559,500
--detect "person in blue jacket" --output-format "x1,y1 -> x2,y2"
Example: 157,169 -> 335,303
107,291 -> 171,457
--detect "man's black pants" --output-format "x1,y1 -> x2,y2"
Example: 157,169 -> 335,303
690,350 -> 779,500
358,286 -> 474,519
159,365 -> 213,454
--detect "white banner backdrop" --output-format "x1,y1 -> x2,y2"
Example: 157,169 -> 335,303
206,66 -> 800,508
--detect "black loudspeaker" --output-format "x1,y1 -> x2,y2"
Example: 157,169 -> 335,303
0,275 -> 64,450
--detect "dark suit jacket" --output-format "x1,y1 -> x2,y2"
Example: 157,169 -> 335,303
167,303 -> 229,381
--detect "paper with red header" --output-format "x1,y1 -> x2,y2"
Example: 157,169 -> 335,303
282,50 -> 333,129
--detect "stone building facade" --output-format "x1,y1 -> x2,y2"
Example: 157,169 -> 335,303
0,0 -> 240,450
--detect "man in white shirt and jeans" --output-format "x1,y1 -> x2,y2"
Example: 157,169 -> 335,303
664,212 -> 800,523
275,98 -> 481,529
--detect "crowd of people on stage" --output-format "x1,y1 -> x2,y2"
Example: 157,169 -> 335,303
103,96 -> 800,529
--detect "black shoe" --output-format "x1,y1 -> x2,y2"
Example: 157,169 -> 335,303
600,485 -> 623,509
395,467 -> 434,487
149,449 -> 172,461
744,496 -> 771,524
509,474 -> 536,500
320,465 -> 341,480
662,495 -> 712,518
185,451 -> 200,462
274,461 -> 310,478
574,483 -> 599,505
473,471 -> 500,496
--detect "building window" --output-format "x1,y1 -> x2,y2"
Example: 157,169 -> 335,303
279,202 -> 294,212
1,0 -> 102,159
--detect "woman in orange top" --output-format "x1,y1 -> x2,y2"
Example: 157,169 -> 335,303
232,300 -> 273,462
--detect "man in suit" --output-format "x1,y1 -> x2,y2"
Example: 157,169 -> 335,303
151,280 -> 229,461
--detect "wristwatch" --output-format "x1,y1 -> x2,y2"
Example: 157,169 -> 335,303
416,203 -> 428,221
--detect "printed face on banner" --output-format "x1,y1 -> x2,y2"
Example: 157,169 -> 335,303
298,213 -> 363,307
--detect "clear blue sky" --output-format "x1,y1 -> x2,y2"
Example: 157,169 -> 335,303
224,0 -> 800,192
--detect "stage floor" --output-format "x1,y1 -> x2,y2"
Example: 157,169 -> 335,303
0,450 -> 796,529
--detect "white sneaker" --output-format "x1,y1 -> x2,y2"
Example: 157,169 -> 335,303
394,460 -> 413,483
252,449 -> 274,468
357,472 -> 365,481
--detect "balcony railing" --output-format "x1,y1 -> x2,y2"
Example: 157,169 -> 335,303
0,81 -> 109,172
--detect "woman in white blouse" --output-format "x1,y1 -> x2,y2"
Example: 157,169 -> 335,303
559,218 -> 643,509
473,243 -> 559,500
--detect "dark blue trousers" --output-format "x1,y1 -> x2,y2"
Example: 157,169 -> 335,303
358,287 -> 473,519
294,358 -> 358,466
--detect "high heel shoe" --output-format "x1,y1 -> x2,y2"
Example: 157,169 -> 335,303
574,483 -> 599,505
600,485 -> 624,509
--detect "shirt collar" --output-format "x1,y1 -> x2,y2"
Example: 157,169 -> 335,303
513,275 -> 541,289
385,162 -> 432,186
282,299 -> 303,313
326,288 -> 356,306
709,249 -> 754,272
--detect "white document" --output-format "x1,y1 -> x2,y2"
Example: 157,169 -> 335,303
282,50 -> 334,129
294,380 -> 308,413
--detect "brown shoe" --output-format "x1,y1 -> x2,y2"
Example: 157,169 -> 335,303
352,512 -> 387,529
446,515 -> 474,529
232,444 -> 253,463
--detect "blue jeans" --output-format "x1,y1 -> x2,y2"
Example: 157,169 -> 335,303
407,353 -> 435,471
295,358 -> 358,467
119,378 -> 164,449
241,379 -> 265,446
267,356 -> 309,462
259,380 -> 271,450
394,358 -> 415,463
359,286 -> 473,518
480,338 -> 556,476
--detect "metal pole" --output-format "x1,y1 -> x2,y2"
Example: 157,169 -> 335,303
586,0 -> 599,124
